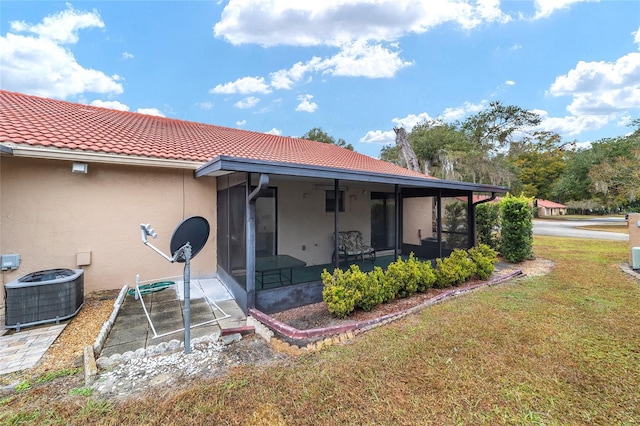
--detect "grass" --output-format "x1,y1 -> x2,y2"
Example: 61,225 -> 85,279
575,224 -> 629,234
1,236 -> 639,425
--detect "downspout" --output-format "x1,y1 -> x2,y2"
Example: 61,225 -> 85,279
246,173 -> 270,310
471,192 -> 497,247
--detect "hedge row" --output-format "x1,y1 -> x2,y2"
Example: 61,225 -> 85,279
321,244 -> 498,318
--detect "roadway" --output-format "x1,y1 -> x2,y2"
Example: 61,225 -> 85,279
533,217 -> 629,241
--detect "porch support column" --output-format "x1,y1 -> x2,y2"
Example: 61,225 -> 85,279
468,193 -> 475,248
247,173 -> 270,310
436,190 -> 443,258
333,179 -> 340,270
394,184 -> 400,259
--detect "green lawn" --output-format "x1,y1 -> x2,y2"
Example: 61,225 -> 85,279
2,236 -> 639,425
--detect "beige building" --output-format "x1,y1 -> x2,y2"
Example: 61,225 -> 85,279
1,91 -> 506,314
536,199 -> 568,217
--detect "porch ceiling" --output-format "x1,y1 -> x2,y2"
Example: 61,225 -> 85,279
195,155 -> 508,194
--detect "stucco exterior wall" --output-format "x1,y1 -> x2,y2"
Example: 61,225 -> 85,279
537,206 -> 567,217
629,213 -> 640,266
276,179 -> 373,265
0,157 -> 217,298
403,197 -> 433,245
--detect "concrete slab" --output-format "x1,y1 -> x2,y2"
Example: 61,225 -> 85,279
100,277 -> 244,358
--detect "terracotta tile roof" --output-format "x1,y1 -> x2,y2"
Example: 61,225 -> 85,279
0,90 -> 433,179
537,199 -> 567,208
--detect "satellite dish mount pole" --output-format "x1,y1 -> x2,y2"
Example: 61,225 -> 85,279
140,217 -> 210,355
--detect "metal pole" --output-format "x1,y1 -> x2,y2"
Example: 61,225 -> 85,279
183,243 -> 192,354
334,179 -> 340,269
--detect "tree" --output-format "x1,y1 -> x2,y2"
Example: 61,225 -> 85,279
379,144 -> 403,166
553,133 -> 639,204
589,150 -> 640,207
408,120 -> 469,178
461,101 -> 541,154
509,132 -> 572,199
301,127 -> 354,150
394,127 -> 420,172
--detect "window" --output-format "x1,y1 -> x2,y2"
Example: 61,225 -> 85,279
326,190 -> 345,212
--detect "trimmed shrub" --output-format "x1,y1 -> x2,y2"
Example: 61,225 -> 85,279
468,244 -> 498,280
476,202 -> 500,251
370,266 -> 394,303
500,194 -> 534,262
386,256 -> 419,298
321,268 -> 359,318
414,256 -> 436,293
434,249 -> 476,287
351,265 -> 384,312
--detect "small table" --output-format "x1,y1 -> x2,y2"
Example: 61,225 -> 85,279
255,255 -> 306,289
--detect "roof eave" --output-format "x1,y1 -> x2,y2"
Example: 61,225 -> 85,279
2,143 -> 204,170
195,155 -> 509,193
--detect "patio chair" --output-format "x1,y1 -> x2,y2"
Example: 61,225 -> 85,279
332,230 -> 376,265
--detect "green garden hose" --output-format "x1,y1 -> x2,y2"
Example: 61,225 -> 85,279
127,281 -> 175,296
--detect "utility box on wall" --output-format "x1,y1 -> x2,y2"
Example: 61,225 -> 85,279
632,247 -> 640,270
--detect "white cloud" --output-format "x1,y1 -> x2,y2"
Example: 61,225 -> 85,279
236,119 -> 247,126
439,100 -> 487,122
295,94 -> 317,112
122,52 -> 134,59
321,41 -> 413,78
392,112 -> 435,129
9,5 -> 104,44
360,129 -> 396,145
214,0 -> 512,47
270,58 -> 320,89
136,108 -> 165,117
0,6 -> 123,99
533,0 -> 598,20
90,99 -> 129,111
234,96 -> 260,109
195,101 -> 213,110
209,76 -> 271,95
265,128 -> 282,135
534,109 -> 610,136
505,80 -> 516,86
548,52 -> 640,115
634,26 -> 640,46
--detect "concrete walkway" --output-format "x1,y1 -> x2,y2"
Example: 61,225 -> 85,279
100,278 -> 246,358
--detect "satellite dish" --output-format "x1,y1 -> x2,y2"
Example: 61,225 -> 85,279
169,216 -> 210,262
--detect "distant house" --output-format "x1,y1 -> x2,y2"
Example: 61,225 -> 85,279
0,90 -> 507,314
536,199 -> 568,217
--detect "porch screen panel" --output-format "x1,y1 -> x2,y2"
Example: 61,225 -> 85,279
217,186 -> 229,275
441,196 -> 469,251
229,183 -> 247,286
371,192 -> 395,250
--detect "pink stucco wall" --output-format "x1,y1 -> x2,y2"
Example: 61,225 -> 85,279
0,156 -> 217,302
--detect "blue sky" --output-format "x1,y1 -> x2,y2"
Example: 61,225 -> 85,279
1,1 -> 639,158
